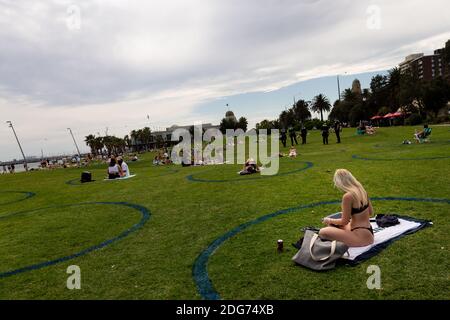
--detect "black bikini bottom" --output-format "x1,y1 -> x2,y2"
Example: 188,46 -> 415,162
351,226 -> 374,235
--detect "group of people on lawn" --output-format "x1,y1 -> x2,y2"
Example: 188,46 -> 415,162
153,149 -> 172,166
104,125 -> 435,248
280,121 -> 343,147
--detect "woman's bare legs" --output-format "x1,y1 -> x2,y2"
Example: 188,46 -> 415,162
319,227 -> 373,247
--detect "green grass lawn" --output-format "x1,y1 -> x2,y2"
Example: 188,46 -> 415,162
0,125 -> 449,299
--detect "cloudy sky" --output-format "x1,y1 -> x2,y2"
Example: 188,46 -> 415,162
1,0 -> 450,161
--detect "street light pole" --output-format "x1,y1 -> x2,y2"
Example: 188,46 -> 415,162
67,128 -> 82,161
337,75 -> 341,101
6,121 -> 28,171
337,72 -> 348,102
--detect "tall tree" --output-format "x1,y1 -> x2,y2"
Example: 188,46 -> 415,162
292,99 -> 311,123
237,117 -> 248,132
387,67 -> 401,111
422,78 -> 450,117
141,127 -> 152,150
279,109 -> 295,128
256,119 -> 274,132
93,136 -> 104,155
84,134 -> 96,155
219,117 -> 237,133
311,94 -> 331,121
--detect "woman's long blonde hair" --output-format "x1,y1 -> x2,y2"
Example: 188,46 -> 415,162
333,169 -> 368,206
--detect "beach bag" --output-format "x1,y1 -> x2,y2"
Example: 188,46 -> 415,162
80,171 -> 92,183
292,230 -> 348,271
376,214 -> 400,228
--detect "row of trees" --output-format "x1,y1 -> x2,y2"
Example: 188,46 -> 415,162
257,69 -> 450,130
84,134 -> 128,156
219,114 -> 248,132
330,68 -> 450,126
256,94 -> 332,131
85,127 -> 160,156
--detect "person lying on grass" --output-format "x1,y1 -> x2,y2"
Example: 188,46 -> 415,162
319,169 -> 375,247
240,158 -> 260,175
365,125 -> 376,135
288,146 -> 297,158
107,156 -> 123,179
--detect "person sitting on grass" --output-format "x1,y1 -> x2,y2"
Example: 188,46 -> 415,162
357,122 -> 366,135
240,158 -> 260,175
117,157 -> 129,177
414,124 -> 429,142
288,146 -> 297,158
107,157 -> 123,179
319,169 -> 375,247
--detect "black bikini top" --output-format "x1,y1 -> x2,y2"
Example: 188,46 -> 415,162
351,203 -> 369,215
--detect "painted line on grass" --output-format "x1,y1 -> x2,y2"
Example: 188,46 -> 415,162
186,161 -> 313,183
0,202 -> 150,279
192,197 -> 450,300
352,154 -> 450,161
373,140 -> 450,149
0,191 -> 36,206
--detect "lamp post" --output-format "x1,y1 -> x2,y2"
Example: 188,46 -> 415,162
67,128 -> 82,162
6,121 -> 28,171
337,75 -> 341,101
337,72 -> 348,102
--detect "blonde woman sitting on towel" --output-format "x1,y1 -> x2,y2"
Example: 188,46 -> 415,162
319,169 -> 375,247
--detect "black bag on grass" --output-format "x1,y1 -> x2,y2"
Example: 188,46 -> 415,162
81,171 -> 92,183
376,214 -> 400,228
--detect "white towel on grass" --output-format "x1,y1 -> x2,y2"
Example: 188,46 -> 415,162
343,218 -> 422,261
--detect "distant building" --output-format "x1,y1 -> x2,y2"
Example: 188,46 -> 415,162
399,40 -> 449,81
225,111 -> 237,123
399,53 -> 424,74
351,79 -> 362,95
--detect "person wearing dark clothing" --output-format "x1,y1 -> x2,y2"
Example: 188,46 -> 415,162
334,121 -> 341,143
301,127 -> 307,144
322,125 -> 329,145
288,127 -> 298,146
280,129 -> 287,148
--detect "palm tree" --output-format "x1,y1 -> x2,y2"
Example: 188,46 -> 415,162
311,94 -> 331,121
129,130 -> 138,151
279,110 -> 291,128
93,136 -> 104,156
293,99 -> 311,123
84,134 -> 96,155
141,127 -> 152,150
342,89 -> 357,102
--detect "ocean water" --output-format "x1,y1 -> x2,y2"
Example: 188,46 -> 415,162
1,162 -> 41,173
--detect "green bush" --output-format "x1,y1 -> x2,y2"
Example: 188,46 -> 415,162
405,113 -> 422,126
304,119 -> 324,130
436,114 -> 450,123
